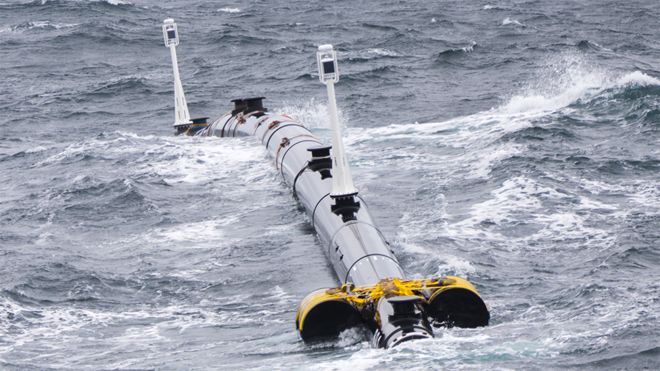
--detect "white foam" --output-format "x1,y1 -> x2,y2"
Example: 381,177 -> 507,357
398,240 -> 432,255
27,20 -> 77,29
616,70 -> 660,86
502,17 -> 524,26
434,255 -> 476,277
366,47 -> 400,57
502,55 -> 659,115
275,99 -> 347,130
574,177 -> 660,211
470,143 -> 523,178
335,327 -> 369,347
501,67 -> 606,114
146,217 -> 238,245
134,136 -> 271,184
2,21 -> 78,33
577,196 -> 618,211
218,7 -> 240,13
436,173 -> 629,249
25,145 -> 48,153
628,182 -> 660,210
38,0 -> 132,5
315,328 -> 560,369
443,177 -> 557,242
463,41 -> 477,52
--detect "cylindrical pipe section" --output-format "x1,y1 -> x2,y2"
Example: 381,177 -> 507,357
200,104 -> 405,287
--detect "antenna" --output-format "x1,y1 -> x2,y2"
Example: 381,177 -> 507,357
163,19 -> 191,126
317,44 -> 360,221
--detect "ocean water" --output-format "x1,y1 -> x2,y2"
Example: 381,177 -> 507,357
1,0 -> 659,369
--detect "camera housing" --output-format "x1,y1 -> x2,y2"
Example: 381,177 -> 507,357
162,19 -> 179,47
317,44 -> 339,83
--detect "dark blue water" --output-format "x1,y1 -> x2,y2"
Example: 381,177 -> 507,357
1,0 -> 659,369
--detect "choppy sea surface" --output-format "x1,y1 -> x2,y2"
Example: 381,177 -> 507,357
1,0 -> 659,369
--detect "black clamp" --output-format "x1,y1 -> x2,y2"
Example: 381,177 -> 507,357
174,117 -> 209,136
330,193 -> 360,222
231,97 -> 267,116
307,146 -> 332,179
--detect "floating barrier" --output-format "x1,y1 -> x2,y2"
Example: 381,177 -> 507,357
163,20 -> 489,348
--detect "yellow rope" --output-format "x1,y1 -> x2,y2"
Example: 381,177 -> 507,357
322,277 -> 460,306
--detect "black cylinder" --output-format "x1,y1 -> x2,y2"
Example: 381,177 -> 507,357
372,295 -> 433,348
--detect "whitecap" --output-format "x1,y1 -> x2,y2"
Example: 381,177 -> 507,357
218,7 -> 240,13
4,20 -> 78,33
275,99 -> 348,130
462,40 -> 477,52
38,0 -> 132,5
615,70 -> 660,86
434,255 -> 477,277
502,17 -> 524,26
365,47 -> 401,57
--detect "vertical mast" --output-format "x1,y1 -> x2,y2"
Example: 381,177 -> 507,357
317,44 -> 361,222
163,19 -> 191,126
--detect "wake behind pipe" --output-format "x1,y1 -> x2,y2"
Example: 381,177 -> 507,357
162,20 -> 489,348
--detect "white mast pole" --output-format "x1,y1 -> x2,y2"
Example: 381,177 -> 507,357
163,19 -> 191,126
317,44 -> 357,197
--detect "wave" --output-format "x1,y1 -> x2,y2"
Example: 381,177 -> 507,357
206,32 -> 277,46
483,4 -> 506,10
0,0 -> 134,11
571,347 -> 660,369
575,39 -> 612,52
217,7 -> 240,13
436,41 -> 477,60
35,0 -> 132,6
87,76 -> 154,97
344,48 -> 403,62
502,17 -> 525,27
502,69 -> 659,114
49,23 -> 150,46
0,21 -> 78,33
24,74 -> 158,106
376,54 -> 660,135
340,65 -> 401,84
350,52 -> 660,184
361,22 -> 399,32
501,54 -> 660,115
275,99 -> 345,129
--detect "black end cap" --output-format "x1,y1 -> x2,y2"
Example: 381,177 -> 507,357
300,301 -> 362,342
427,288 -> 490,328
